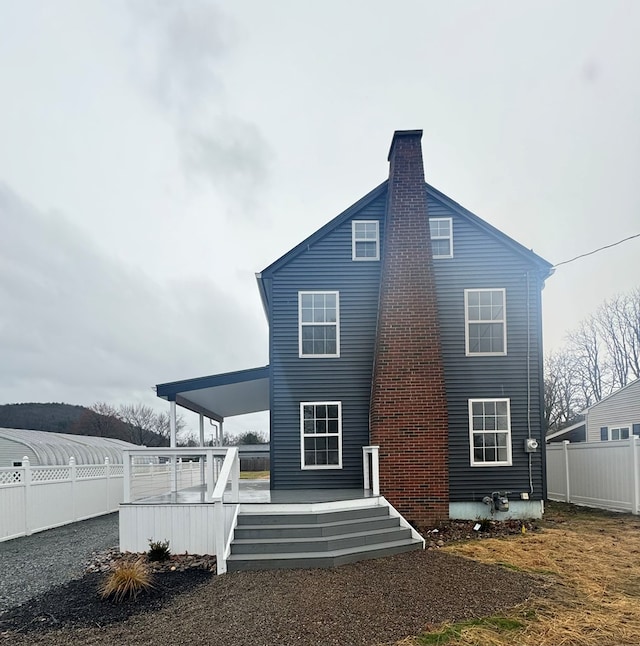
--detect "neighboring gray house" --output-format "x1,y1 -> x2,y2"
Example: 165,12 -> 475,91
546,379 -> 640,443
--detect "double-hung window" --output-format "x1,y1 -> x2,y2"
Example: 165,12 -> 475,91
610,426 -> 630,440
465,288 -> 507,355
429,217 -> 453,258
299,291 -> 340,357
352,221 -> 379,260
301,402 -> 342,468
469,399 -> 512,466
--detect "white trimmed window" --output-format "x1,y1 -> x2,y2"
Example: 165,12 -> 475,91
301,402 -> 342,469
352,220 -> 380,260
610,426 -> 630,441
469,399 -> 512,466
299,291 -> 340,357
429,217 -> 453,258
465,288 -> 507,355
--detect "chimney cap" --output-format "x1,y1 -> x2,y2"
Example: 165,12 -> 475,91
388,129 -> 423,161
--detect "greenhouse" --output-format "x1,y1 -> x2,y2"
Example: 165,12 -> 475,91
0,428 -> 138,467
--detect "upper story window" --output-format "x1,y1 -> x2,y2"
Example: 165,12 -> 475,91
299,291 -> 340,358
465,288 -> 507,356
469,398 -> 512,466
300,401 -> 342,469
352,220 -> 380,261
429,217 -> 453,258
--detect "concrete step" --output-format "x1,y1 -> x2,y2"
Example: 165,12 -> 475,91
233,514 -> 401,540
231,526 -> 412,554
227,537 -> 423,572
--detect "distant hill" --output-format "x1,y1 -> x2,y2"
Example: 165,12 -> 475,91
0,402 -> 87,434
0,402 -> 167,446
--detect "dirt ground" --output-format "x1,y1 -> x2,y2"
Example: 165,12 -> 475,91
3,503 -> 638,646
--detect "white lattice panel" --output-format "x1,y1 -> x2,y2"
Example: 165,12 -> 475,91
31,467 -> 70,482
0,470 -> 23,485
110,465 -> 124,476
77,465 -> 105,479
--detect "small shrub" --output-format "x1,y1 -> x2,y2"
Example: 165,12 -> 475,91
99,558 -> 154,603
147,539 -> 171,562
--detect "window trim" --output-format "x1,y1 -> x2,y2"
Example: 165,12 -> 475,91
300,401 -> 343,470
608,425 -> 631,441
468,398 -> 513,467
351,220 -> 380,261
298,291 -> 340,358
429,217 -> 453,259
464,288 -> 507,356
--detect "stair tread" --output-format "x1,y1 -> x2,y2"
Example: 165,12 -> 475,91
227,537 -> 422,561
236,514 -> 396,531
232,526 -> 408,545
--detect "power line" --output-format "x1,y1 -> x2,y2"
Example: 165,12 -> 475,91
553,232 -> 640,268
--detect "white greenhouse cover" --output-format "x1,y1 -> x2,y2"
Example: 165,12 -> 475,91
0,428 -> 140,465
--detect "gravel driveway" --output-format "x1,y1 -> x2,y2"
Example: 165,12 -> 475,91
0,513 -> 119,614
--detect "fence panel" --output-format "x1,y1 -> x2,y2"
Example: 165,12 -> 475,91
546,437 -> 640,514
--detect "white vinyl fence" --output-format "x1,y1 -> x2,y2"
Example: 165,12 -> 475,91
546,437 -> 640,514
0,456 -> 201,542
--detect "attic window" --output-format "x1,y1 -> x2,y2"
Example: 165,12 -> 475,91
429,218 -> 453,258
352,221 -> 379,261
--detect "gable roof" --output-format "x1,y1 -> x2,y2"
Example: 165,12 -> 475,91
588,378 -> 640,412
256,180 -> 553,318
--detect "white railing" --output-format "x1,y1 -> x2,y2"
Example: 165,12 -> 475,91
0,456 -> 123,542
122,447 -> 231,503
362,445 -> 380,496
211,447 -> 240,574
547,437 -> 640,514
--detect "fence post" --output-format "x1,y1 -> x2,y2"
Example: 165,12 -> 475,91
105,457 -> 110,511
23,456 -> 32,536
69,457 -> 77,521
563,440 -> 571,504
123,452 -> 131,503
631,436 -> 639,515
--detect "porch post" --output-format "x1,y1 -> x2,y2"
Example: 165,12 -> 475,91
199,414 -> 205,486
169,400 -> 178,493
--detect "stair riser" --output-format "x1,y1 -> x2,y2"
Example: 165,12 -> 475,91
227,541 -> 421,572
234,517 -> 400,540
236,506 -> 388,526
231,528 -> 412,554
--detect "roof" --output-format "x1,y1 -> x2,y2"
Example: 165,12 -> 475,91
156,365 -> 270,421
255,181 -> 554,319
0,428 -> 138,466
545,419 -> 587,442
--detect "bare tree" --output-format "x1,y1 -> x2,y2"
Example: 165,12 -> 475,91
544,350 -> 582,431
567,316 -> 612,407
117,404 -> 186,447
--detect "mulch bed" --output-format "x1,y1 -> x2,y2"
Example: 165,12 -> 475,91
0,539 -> 546,646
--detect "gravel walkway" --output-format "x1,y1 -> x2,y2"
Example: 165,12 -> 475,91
0,513 -> 119,614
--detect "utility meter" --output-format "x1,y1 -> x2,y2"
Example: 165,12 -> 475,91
524,438 -> 539,453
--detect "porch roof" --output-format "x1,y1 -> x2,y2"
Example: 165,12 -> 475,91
156,366 -> 270,421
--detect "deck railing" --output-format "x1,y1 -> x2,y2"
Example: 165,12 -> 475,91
212,446 -> 240,574
122,447 -> 231,503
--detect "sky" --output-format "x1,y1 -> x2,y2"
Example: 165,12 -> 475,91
1,1 -> 639,437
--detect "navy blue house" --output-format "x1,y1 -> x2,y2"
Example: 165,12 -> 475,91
157,130 -> 553,522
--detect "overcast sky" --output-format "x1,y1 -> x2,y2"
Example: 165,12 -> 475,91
1,1 -> 639,436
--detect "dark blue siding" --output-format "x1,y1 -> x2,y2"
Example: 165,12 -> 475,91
269,194 -> 386,488
266,185 -> 547,500
427,193 -> 546,502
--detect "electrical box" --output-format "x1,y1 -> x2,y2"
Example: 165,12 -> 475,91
524,438 -> 539,453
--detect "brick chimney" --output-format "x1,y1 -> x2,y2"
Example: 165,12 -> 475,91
369,130 -> 449,527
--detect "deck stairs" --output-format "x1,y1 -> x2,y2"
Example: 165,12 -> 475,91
226,497 -> 424,572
